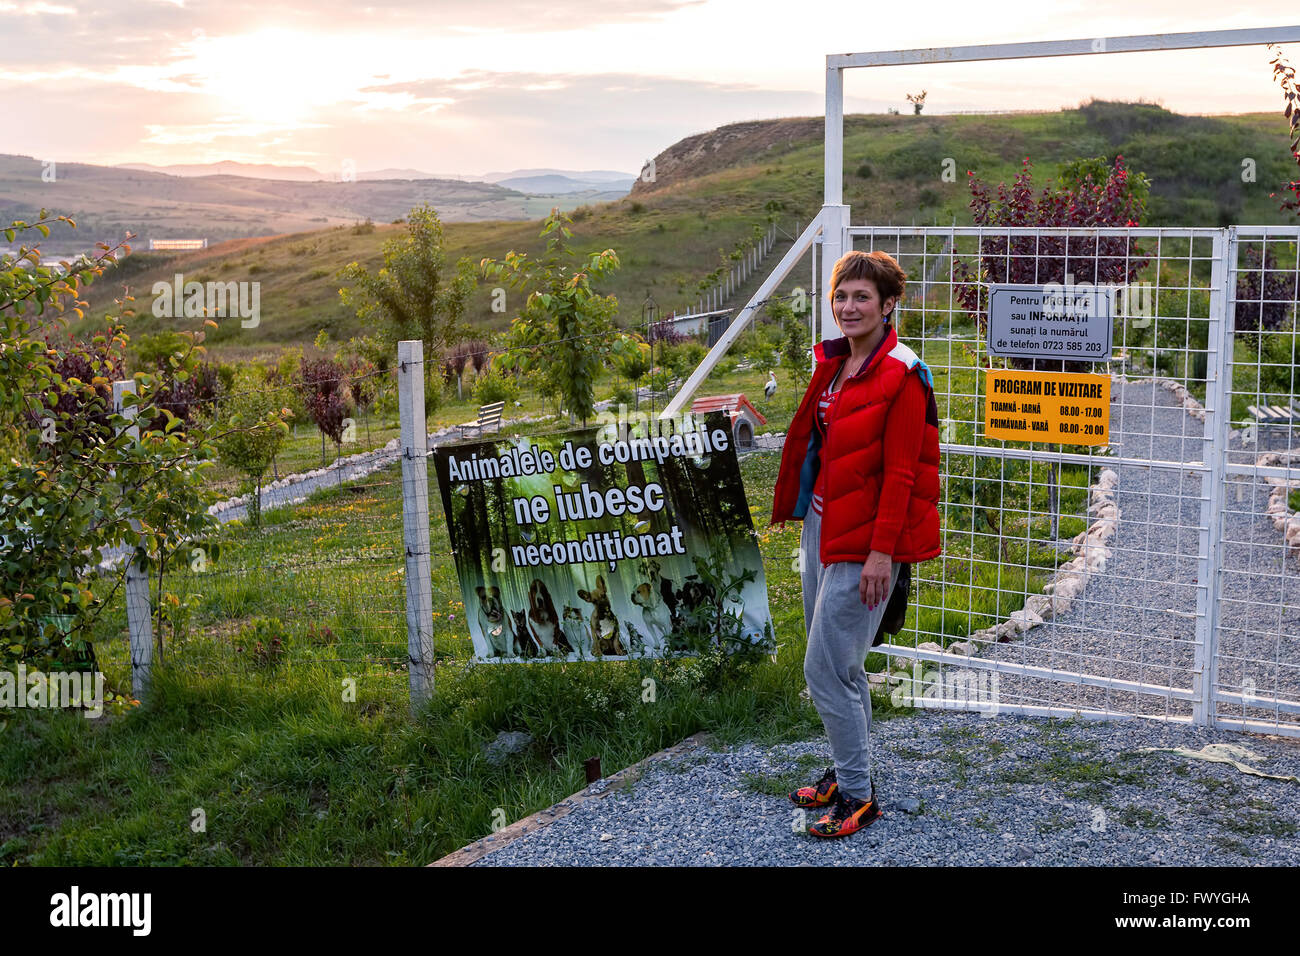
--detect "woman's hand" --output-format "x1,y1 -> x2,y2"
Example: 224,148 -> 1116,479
859,550 -> 892,608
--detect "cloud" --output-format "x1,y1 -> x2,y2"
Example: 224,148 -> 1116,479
0,0 -> 707,71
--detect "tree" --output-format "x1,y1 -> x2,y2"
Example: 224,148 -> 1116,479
209,370 -> 290,528
612,338 -> 653,410
1,214 -> 281,671
1267,43 -> 1300,217
297,356 -> 355,466
906,90 -> 927,115
953,155 -> 1151,373
480,207 -> 634,426
768,295 -> 812,390
337,203 -> 478,360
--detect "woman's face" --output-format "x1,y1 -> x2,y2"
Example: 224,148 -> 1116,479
832,278 -> 897,344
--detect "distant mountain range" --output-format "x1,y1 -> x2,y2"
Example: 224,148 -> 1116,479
114,160 -> 635,194
0,154 -> 635,251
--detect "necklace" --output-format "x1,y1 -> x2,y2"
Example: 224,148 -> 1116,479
835,354 -> 867,390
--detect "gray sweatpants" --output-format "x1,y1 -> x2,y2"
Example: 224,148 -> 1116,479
800,505 -> 901,802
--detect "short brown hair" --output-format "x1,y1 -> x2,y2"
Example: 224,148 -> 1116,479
829,250 -> 906,318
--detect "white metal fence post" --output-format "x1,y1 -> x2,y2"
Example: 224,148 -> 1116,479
398,341 -> 435,709
1194,227 -> 1234,728
113,380 -> 152,700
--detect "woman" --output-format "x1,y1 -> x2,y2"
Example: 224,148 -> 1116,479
770,250 -> 941,838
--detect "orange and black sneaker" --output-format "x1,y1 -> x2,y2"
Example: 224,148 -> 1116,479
807,787 -> 883,838
789,766 -> 838,808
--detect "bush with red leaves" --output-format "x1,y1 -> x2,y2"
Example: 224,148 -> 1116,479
297,356 -> 355,445
953,156 -> 1151,373
33,329 -> 124,434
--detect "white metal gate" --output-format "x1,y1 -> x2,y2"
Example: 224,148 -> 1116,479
662,26 -> 1300,735
667,220 -> 1300,736
1215,225 -> 1300,735
835,224 -> 1300,738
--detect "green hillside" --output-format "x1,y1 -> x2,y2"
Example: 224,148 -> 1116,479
67,101 -> 1300,362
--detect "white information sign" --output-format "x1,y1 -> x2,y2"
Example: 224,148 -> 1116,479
987,283 -> 1114,361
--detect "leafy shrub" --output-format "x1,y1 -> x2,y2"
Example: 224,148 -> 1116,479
473,366 -> 520,406
953,155 -> 1152,373
610,383 -> 636,408
2,217 -> 227,668
297,356 -> 354,446
206,370 -> 289,527
32,328 -> 124,436
648,320 -> 688,346
1234,244 -> 1298,349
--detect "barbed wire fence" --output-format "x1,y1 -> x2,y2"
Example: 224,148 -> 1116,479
88,266 -> 805,708
77,221 -> 1300,738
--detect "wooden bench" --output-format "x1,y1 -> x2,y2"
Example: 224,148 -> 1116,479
1247,403 -> 1300,426
458,401 -> 505,439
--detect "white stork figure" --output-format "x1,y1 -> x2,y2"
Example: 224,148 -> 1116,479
764,371 -> 778,401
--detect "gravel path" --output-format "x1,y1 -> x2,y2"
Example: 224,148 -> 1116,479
470,379 -> 1300,866
972,379 -> 1300,730
471,709 -> 1300,866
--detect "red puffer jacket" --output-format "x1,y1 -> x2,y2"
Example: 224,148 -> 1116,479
770,326 -> 942,564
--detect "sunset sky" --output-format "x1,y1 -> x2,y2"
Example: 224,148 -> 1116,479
2,0 -> 1297,177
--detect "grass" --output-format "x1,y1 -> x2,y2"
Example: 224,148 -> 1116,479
2,318 -> 1139,867
739,752 -> 826,797
1112,804 -> 1170,830
1034,810 -> 1072,835
1000,749 -> 1150,798
1215,805 -> 1298,838
1210,834 -> 1254,857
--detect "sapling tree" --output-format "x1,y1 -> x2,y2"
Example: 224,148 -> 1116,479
209,370 -> 290,528
481,208 -> 632,426
337,203 -> 478,361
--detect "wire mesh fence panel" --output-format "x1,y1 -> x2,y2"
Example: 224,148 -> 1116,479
85,363 -> 439,697
846,224 -> 1238,726
1216,225 -> 1300,735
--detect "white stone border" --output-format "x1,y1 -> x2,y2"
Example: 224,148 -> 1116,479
930,466 -> 1121,658
1257,451 -> 1300,566
206,414 -> 553,517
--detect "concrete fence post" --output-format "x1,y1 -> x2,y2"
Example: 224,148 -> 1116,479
397,341 -> 435,709
113,380 -> 152,700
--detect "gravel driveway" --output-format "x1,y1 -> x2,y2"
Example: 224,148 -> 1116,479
471,709 -> 1300,866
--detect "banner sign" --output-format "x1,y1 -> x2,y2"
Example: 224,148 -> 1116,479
432,409 -> 775,661
983,370 -> 1111,445
987,282 -> 1113,361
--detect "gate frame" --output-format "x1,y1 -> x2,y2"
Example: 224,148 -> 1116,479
662,25 -> 1300,732
665,25 -> 1300,413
